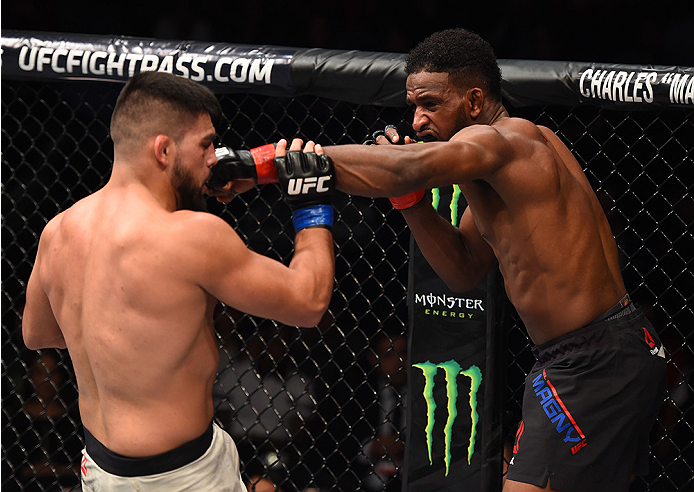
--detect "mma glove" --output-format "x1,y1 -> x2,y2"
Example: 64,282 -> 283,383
274,150 -> 335,232
207,143 -> 279,189
363,125 -> 426,211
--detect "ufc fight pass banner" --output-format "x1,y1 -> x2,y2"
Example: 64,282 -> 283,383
404,187 -> 494,491
0,31 -> 296,93
3,31 -> 692,109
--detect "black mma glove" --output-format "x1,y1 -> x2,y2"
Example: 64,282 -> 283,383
274,150 -> 335,231
206,144 -> 279,189
363,125 -> 426,210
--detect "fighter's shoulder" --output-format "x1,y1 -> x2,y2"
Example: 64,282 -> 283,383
452,118 -> 539,144
494,117 -> 548,138
37,210 -> 68,247
165,211 -> 247,274
169,210 -> 236,240
486,119 -> 562,157
167,211 -> 248,261
449,125 -> 508,157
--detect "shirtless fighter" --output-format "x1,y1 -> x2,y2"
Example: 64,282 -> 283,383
22,71 -> 335,491
209,28 -> 667,491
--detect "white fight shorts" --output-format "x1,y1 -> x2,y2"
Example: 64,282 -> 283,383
80,422 -> 245,491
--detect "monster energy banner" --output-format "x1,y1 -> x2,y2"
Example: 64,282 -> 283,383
403,187 -> 502,491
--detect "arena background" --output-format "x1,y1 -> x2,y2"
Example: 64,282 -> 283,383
2,28 -> 693,492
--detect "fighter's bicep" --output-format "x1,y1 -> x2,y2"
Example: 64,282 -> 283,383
211,248 -> 296,317
191,216 -> 303,320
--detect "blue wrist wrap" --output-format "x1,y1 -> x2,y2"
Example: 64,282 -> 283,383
292,204 -> 333,232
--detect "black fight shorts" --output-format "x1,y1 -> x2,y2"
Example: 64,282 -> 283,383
506,302 -> 667,491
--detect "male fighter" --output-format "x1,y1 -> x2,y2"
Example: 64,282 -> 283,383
209,28 -> 667,491
22,71 -> 335,491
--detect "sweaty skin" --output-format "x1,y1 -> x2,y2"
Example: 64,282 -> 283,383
323,71 -> 625,345
22,109 -> 334,459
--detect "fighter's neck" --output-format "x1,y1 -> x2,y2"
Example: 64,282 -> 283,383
108,161 -> 178,212
488,105 -> 510,125
477,103 -> 509,126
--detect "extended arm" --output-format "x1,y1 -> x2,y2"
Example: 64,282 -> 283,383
323,126 -> 508,198
208,127 -> 506,201
323,126 -> 502,291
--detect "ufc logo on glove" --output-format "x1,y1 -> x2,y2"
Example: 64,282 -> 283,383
288,176 -> 333,195
275,149 -> 335,232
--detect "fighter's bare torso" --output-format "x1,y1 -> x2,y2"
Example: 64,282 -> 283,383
452,117 -> 626,343
324,112 -> 626,345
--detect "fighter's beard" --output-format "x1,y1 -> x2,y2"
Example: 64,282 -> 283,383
171,157 -> 207,212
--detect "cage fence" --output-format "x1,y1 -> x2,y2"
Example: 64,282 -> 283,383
2,74 -> 692,492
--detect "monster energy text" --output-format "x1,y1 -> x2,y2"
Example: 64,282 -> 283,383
415,292 -> 484,320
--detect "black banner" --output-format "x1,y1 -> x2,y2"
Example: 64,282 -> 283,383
0,31 -> 297,95
2,30 -> 692,109
500,60 -> 694,109
404,187 -> 496,491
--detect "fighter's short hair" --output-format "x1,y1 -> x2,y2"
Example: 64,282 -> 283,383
110,71 -> 223,147
405,28 -> 502,101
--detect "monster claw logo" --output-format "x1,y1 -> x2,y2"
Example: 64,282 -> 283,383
413,360 -> 482,476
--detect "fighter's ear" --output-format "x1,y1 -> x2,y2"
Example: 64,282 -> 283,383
154,134 -> 172,167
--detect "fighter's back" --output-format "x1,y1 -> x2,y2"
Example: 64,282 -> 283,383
35,183 -> 220,457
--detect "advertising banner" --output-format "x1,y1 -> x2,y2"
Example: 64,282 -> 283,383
404,187 -> 491,491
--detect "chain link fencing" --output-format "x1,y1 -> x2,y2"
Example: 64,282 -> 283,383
2,76 -> 692,491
